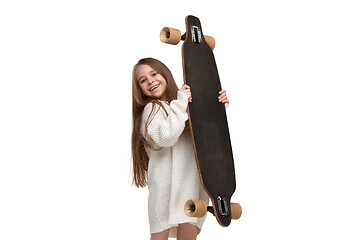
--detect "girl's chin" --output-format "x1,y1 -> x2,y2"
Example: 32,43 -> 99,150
149,89 -> 164,99
152,94 -> 163,99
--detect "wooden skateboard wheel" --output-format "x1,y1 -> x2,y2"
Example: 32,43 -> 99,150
231,203 -> 242,219
184,199 -> 207,218
160,27 -> 181,45
204,35 -> 215,50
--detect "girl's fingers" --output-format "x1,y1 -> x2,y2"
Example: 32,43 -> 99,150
219,97 -> 229,103
218,90 -> 229,103
218,95 -> 227,101
179,84 -> 191,98
218,90 -> 227,98
182,84 -> 190,90
182,87 -> 228,103
183,85 -> 191,102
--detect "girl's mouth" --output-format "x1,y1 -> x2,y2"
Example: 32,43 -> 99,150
150,84 -> 160,92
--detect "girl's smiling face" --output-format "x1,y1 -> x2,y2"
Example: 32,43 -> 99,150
136,64 -> 167,100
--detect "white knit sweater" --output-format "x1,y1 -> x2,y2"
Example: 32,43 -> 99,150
141,91 -> 209,238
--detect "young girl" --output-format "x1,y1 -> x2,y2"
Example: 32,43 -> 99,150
131,58 -> 229,240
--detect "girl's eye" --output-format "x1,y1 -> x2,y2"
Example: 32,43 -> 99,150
140,79 -> 146,84
152,72 -> 157,77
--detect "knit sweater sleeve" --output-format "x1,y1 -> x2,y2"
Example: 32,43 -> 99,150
142,91 -> 189,148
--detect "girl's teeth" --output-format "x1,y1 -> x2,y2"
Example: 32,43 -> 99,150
151,85 -> 159,91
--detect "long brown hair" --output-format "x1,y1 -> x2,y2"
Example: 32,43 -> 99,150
131,58 -> 179,187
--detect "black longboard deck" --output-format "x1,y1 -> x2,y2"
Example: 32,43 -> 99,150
182,15 -> 236,227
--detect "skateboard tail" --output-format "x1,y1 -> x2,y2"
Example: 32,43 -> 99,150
213,196 -> 233,227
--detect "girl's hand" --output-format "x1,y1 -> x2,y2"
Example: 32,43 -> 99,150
218,90 -> 229,104
179,84 -> 192,102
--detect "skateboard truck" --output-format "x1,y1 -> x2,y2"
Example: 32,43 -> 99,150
217,196 -> 230,216
180,25 -> 202,43
191,25 -> 202,44
207,206 -> 215,216
206,196 -> 230,217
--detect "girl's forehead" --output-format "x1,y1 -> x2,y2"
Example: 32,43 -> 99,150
137,64 -> 154,73
135,64 -> 155,78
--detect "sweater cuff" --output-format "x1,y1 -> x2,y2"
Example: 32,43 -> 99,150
177,90 -> 190,103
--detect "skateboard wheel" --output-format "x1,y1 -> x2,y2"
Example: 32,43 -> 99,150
204,35 -> 215,50
160,27 -> 181,45
184,199 -> 207,218
231,203 -> 242,219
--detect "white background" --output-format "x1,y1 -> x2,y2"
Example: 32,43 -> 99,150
1,0 -> 359,239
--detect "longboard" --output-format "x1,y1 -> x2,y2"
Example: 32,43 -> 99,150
160,15 -> 241,227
